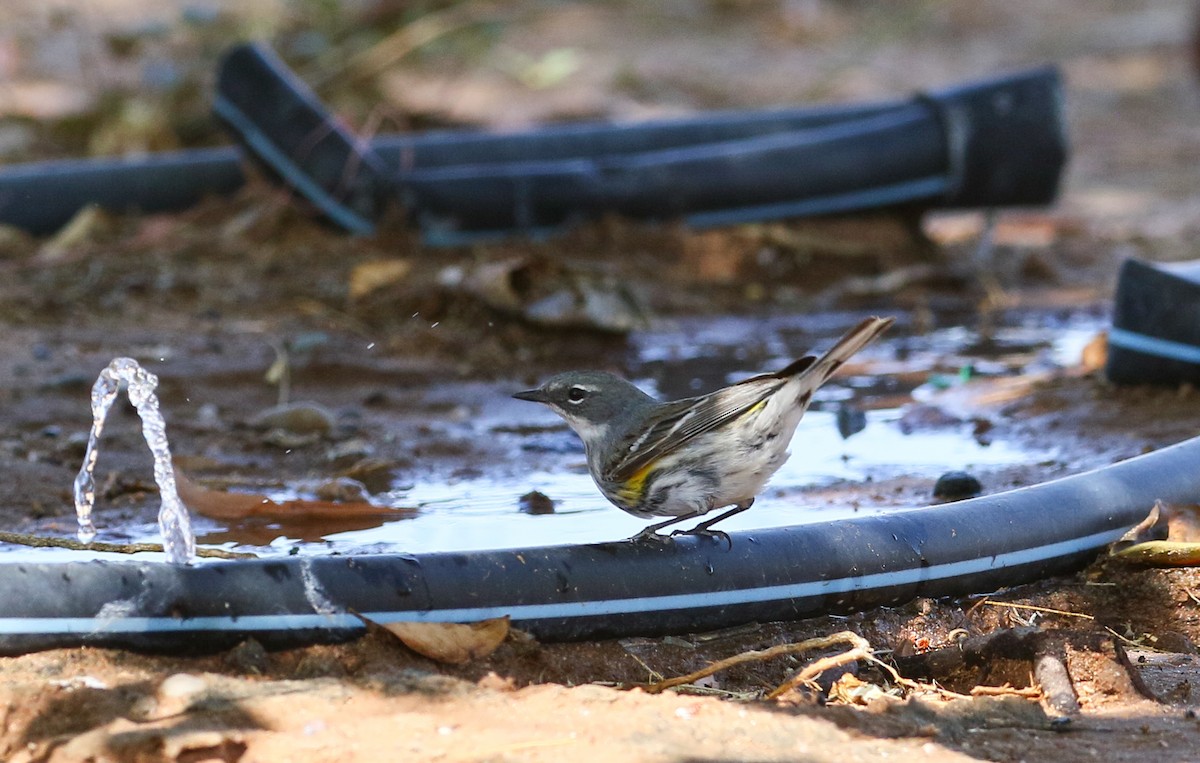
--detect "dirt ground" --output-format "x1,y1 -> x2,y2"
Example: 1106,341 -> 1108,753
4,1 -> 1200,761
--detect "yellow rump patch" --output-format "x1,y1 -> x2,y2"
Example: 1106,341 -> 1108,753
741,399 -> 767,419
617,461 -> 656,503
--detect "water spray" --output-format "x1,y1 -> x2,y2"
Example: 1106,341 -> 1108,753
73,358 -> 195,564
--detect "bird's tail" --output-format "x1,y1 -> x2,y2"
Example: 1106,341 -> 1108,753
779,316 -> 894,384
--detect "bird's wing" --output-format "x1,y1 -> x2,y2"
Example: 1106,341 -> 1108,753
605,372 -> 793,483
604,316 -> 893,484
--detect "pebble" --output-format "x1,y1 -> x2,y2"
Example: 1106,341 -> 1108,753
196,402 -> 221,428
249,401 -> 335,435
223,638 -> 269,675
135,672 -> 211,721
933,471 -> 983,501
835,403 -> 867,439
158,672 -> 208,702
314,477 -> 371,503
519,490 -> 556,515
338,458 -> 400,494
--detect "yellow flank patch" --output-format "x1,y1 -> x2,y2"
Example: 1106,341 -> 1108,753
617,461 -> 656,503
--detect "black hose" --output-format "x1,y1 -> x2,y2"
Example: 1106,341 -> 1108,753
0,50 -> 1067,240
214,44 -> 1066,238
0,148 -> 247,236
0,433 -> 1192,655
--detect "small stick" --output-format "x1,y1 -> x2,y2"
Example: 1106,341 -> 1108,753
0,530 -> 255,559
970,684 -> 1042,698
892,627 -> 1108,681
982,601 -> 1094,620
1034,653 -> 1080,715
626,651 -> 664,684
766,646 -> 871,700
1104,625 -> 1147,649
645,631 -> 868,695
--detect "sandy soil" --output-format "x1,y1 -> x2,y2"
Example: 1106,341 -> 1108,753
3,1 -> 1200,761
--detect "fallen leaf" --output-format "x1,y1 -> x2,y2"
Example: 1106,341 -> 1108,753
1081,331 -> 1108,373
1111,540 -> 1200,567
1110,501 -> 1169,554
442,256 -> 647,333
349,258 -> 412,300
994,215 -> 1060,248
0,79 -> 95,119
923,212 -> 1069,248
35,203 -> 114,262
918,371 -> 1054,419
367,615 -> 511,664
174,467 -> 410,522
827,673 -> 890,706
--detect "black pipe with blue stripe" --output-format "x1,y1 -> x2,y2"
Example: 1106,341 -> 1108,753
0,433 -> 1193,654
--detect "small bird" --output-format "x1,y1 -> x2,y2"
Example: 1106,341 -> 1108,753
513,316 -> 894,542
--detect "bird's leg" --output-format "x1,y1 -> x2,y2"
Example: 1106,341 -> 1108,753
674,499 -> 755,547
629,512 -> 703,543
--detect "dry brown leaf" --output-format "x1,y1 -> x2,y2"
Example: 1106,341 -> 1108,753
1081,331 -> 1108,373
827,673 -> 889,706
35,204 -> 113,263
993,216 -> 1060,248
348,258 -> 412,301
1110,501 -> 1168,553
923,212 -> 1068,248
173,467 -> 408,522
375,616 -> 511,664
925,371 -> 1053,418
0,79 -> 95,119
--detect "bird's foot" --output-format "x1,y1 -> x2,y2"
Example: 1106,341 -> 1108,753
671,526 -> 733,549
628,527 -> 674,545
669,501 -> 752,549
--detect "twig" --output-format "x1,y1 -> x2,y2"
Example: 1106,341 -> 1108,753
669,685 -> 759,700
625,651 -> 664,684
892,627 -> 1108,681
910,681 -> 973,701
981,601 -> 1094,620
0,531 -> 255,559
1111,638 -> 1159,702
265,339 -> 291,407
970,684 -> 1042,698
646,631 -> 868,695
1104,625 -> 1147,649
1034,653 -> 1080,715
767,646 -> 871,700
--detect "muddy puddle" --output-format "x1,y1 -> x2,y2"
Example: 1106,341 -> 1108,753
0,310 -> 1107,561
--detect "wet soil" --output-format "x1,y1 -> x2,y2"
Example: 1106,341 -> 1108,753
4,0 -> 1200,761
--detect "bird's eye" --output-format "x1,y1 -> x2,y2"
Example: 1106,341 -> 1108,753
567,386 -> 588,403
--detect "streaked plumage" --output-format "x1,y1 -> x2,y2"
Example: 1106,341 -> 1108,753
514,316 -> 893,539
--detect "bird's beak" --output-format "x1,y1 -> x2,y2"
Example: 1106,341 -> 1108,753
513,388 -> 549,403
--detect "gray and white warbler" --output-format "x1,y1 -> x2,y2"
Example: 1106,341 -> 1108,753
514,316 -> 894,542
